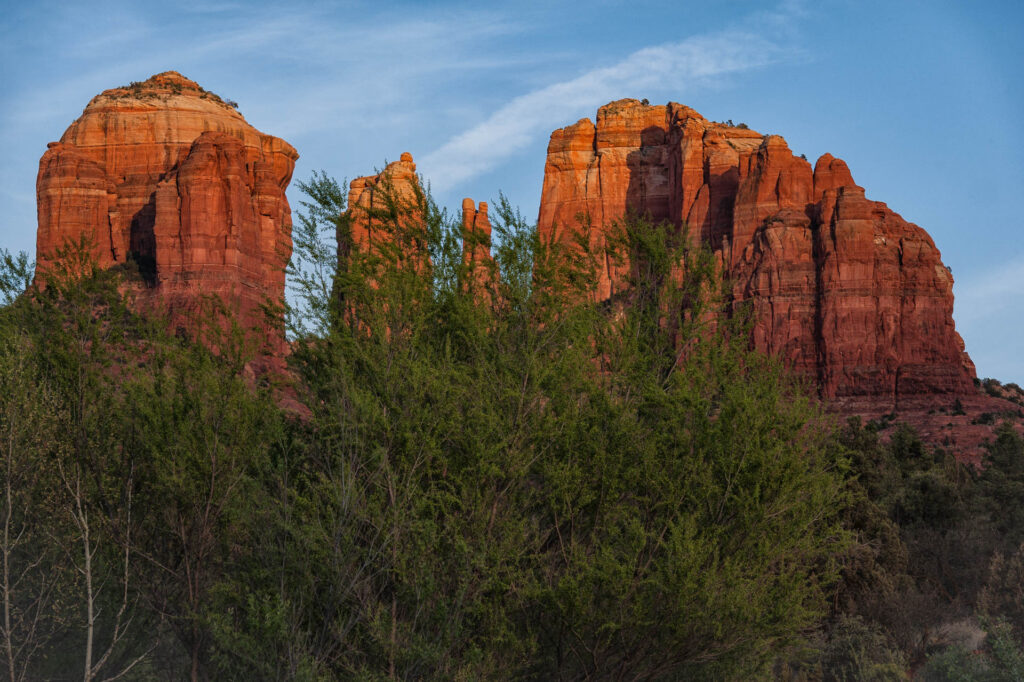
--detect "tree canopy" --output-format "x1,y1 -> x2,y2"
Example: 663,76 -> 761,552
3,172 -> 1022,680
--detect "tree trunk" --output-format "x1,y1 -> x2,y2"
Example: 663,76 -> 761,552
81,492 -> 94,682
4,437 -> 16,682
191,630 -> 201,682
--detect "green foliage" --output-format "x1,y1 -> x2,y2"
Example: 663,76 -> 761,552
0,244 -> 170,678
278,178 -> 850,679
979,544 -> 1024,638
288,170 -> 345,337
13,169 -> 1024,679
982,378 -> 1003,399
0,335 -> 68,679
953,398 -> 966,416
977,423 -> 1024,546
0,241 -> 294,679
123,326 -> 286,676
825,404 -> 1024,675
0,249 -> 32,306
921,645 -> 991,681
831,418 -> 982,664
517,217 -> 848,679
920,619 -> 1024,682
816,616 -> 907,682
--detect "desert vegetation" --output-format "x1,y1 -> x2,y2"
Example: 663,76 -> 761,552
1,174 -> 1023,680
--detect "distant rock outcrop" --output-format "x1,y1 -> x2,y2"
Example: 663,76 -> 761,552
538,100 -> 976,407
346,152 -> 421,249
343,154 -> 492,280
461,198 -> 492,274
35,71 -> 297,336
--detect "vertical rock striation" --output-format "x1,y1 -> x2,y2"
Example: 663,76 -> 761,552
461,198 -> 492,270
342,154 -> 492,285
35,71 -> 297,335
538,100 -> 975,405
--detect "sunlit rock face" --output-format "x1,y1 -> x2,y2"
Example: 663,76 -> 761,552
538,99 -> 976,405
346,152 -> 421,249
343,153 -> 492,282
461,198 -> 492,272
36,71 -> 297,336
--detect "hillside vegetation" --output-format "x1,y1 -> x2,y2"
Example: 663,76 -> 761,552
1,176 -> 1022,680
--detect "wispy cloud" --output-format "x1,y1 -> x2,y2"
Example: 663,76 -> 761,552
1,7 -> 513,131
419,30 -> 793,192
232,9 -> 536,138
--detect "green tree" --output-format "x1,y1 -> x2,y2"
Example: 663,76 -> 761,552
0,250 -> 32,306
0,336 -> 66,682
280,173 -> 849,679
977,423 -> 1024,547
519,216 -> 848,680
117,312 -> 287,681
0,243 -> 167,680
0,176 -> 856,679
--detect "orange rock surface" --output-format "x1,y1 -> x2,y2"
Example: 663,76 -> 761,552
343,155 -> 495,296
35,71 -> 297,335
538,100 -> 976,406
461,198 -> 492,274
345,152 -> 422,249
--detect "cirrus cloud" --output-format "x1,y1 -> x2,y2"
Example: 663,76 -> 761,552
420,30 -> 794,192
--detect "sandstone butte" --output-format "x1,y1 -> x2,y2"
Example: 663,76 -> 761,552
35,71 -> 297,342
539,99 -> 980,413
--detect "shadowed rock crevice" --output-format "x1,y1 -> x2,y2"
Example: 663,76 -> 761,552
128,192 -> 157,285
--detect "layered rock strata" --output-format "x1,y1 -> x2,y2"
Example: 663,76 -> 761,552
36,71 -> 297,334
538,100 -> 975,404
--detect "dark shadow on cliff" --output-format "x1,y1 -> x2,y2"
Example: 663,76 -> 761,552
625,126 -> 671,225
129,190 -> 157,286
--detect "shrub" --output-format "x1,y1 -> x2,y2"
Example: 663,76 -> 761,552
818,616 -> 907,682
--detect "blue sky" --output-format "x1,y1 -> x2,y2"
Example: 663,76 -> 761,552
1,0 -> 1021,382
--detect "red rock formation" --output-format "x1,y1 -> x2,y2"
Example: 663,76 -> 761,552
461,198 -> 492,271
344,154 -> 493,286
538,99 -> 976,406
345,152 -> 422,249
35,71 -> 297,336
